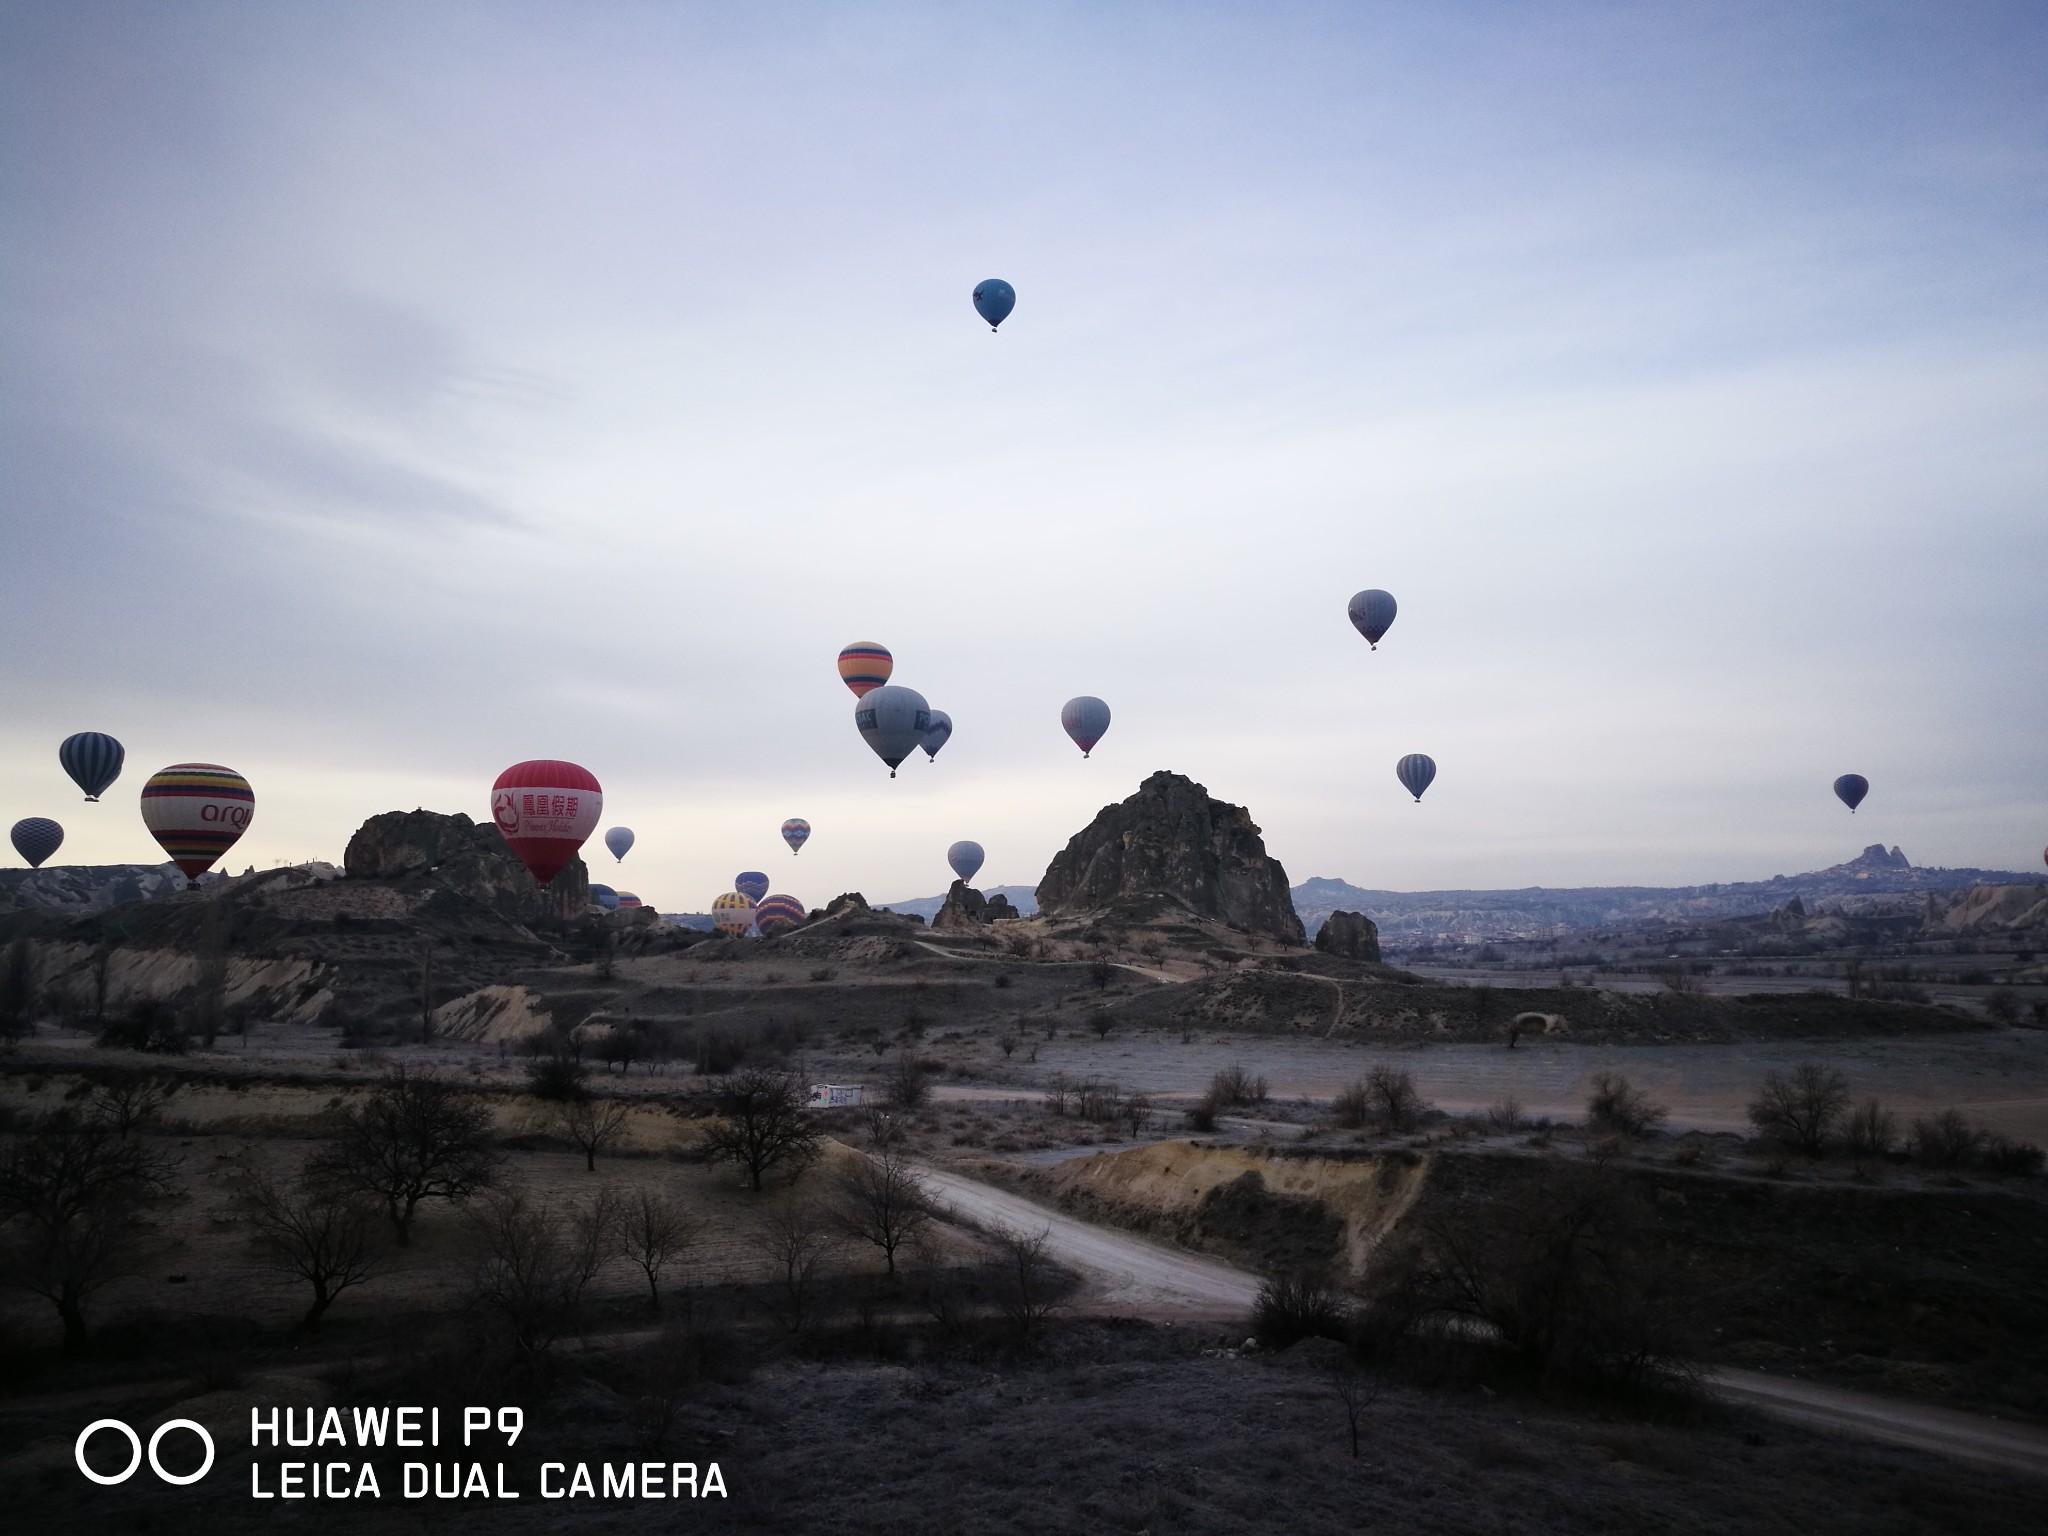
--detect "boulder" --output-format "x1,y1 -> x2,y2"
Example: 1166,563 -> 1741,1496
984,893 -> 1022,921
1313,910 -> 1380,962
1035,770 -> 1305,944
343,808 -> 587,921
931,880 -> 987,932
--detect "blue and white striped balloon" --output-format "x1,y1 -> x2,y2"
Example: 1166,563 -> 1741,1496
605,826 -> 635,862
947,840 -> 985,884
1396,754 -> 1437,803
59,732 -> 125,801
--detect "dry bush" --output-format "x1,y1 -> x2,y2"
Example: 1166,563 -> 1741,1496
1746,1062 -> 1850,1156
552,1094 -> 633,1171
465,1185 -> 620,1353
1485,1096 -> 1524,1133
1251,1273 -> 1349,1349
830,1144 -> 931,1277
237,1159 -> 381,1331
1365,1066 -> 1426,1132
701,1068 -> 821,1191
1909,1109 -> 1985,1168
1331,1080 -> 1373,1129
1583,1072 -> 1667,1138
309,1068 -> 502,1243
989,1223 -> 1063,1344
885,1051 -> 931,1110
1209,1063 -> 1269,1109
1842,1097 -> 1896,1160
763,1195 -> 843,1335
87,1070 -> 178,1139
618,1188 -> 700,1313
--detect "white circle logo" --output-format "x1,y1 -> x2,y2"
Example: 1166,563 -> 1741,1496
75,1418 -> 214,1486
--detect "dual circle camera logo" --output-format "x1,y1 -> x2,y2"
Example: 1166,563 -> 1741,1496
75,1418 -> 215,1486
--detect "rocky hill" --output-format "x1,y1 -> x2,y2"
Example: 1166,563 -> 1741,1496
0,862 -> 229,912
878,884 -> 1038,921
1036,770 -> 1305,944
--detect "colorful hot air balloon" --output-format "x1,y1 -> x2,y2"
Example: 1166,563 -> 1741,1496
837,642 -> 894,698
1347,590 -> 1398,650
712,891 -> 756,936
59,732 -> 125,801
1061,696 -> 1111,758
972,278 -> 1016,331
615,892 -> 643,910
781,818 -> 811,855
490,760 -> 602,886
1396,754 -> 1437,803
735,871 -> 771,903
605,826 -> 635,862
922,709 -> 953,762
855,685 -> 931,777
10,817 -> 63,868
1834,774 -> 1869,813
140,764 -> 253,883
754,893 -> 806,934
589,883 -> 621,912
947,840 -> 985,884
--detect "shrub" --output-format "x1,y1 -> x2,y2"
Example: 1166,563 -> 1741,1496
1584,1072 -> 1667,1137
693,1028 -> 744,1076
1980,1135 -> 2045,1177
992,972 -> 1013,990
884,1051 -> 930,1111
97,998 -> 189,1054
1251,1274 -> 1350,1349
1485,1096 -> 1525,1133
1087,1010 -> 1115,1040
1909,1108 -> 1985,1168
1842,1097 -> 1895,1159
1363,1066 -> 1426,1132
1746,1062 -> 1850,1156
1209,1063 -> 1269,1109
525,1047 -> 588,1102
1184,1097 -> 1218,1132
1331,1080 -> 1372,1129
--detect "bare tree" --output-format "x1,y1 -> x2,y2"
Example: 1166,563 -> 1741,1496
0,1112 -> 176,1352
0,935 -> 37,1042
309,1069 -> 502,1243
830,1145 -> 931,1277
1330,1365 -> 1383,1460
1842,1097 -> 1896,1160
884,1052 -> 930,1110
237,1160 -> 380,1331
1747,1062 -> 1851,1156
762,1194 -> 842,1334
553,1095 -> 633,1171
88,1070 -> 178,1139
995,1032 -> 1020,1059
617,1188 -> 699,1313
989,1223 -> 1063,1343
466,1185 -> 620,1352
1364,1066 -> 1425,1131
1583,1072 -> 1667,1138
701,1068 -> 822,1192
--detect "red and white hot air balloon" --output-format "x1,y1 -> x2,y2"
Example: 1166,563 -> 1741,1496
140,764 -> 254,885
491,760 -> 602,886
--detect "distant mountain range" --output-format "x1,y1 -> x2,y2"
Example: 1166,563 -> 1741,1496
876,885 -> 1040,921
0,862 -> 225,911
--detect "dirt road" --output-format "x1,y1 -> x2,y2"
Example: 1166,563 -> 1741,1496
920,1162 -> 2048,1476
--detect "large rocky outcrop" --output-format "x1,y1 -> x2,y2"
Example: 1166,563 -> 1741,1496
1036,770 -> 1305,944
931,881 -> 987,933
343,809 -> 587,921
1314,910 -> 1380,962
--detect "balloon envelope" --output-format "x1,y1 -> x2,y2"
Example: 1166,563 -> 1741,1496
1061,696 -> 1111,757
59,732 -> 125,801
755,893 -> 806,934
605,826 -> 635,862
1396,754 -> 1437,802
972,278 -> 1016,330
615,892 -> 643,910
781,817 -> 811,854
735,871 -> 771,903
947,840 -> 985,884
140,764 -> 253,880
855,685 -> 932,776
588,883 -> 620,911
1347,589 -> 1398,649
1834,774 -> 1869,813
491,760 -> 602,886
10,817 -> 63,869
921,710 -> 953,761
837,642 -> 893,697
711,891 -> 756,935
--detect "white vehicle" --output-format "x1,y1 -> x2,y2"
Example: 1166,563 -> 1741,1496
805,1083 -> 864,1109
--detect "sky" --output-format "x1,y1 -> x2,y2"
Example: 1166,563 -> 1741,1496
2,1 -> 2044,912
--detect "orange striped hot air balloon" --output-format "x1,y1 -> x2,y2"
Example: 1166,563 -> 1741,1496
140,764 -> 253,884
837,642 -> 893,698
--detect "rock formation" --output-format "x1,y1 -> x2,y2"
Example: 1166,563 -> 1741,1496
343,809 -> 587,921
931,881 -> 987,932
1313,910 -> 1380,962
1035,770 -> 1305,943
984,893 -> 1022,921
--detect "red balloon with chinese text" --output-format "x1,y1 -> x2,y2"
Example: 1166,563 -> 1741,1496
491,760 -> 602,886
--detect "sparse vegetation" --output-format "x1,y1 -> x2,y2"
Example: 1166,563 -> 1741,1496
236,1159 -> 381,1331
551,1093 -> 634,1170
308,1068 -> 502,1243
1583,1071 -> 1667,1138
1251,1272 -> 1349,1349
1746,1061 -> 1851,1156
701,1067 -> 822,1191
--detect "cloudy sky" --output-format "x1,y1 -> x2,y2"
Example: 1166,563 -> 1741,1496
3,1 -> 2043,911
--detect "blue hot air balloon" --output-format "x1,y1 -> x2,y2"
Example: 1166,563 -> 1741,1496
1396,754 -> 1437,802
1347,590 -> 1398,650
1833,774 -> 1869,813
605,826 -> 635,862
59,732 -> 125,802
947,840 -> 985,884
972,278 -> 1016,331
1061,696 -> 1111,758
735,871 -> 771,904
855,685 -> 931,777
781,818 -> 811,855
10,817 -> 63,868
589,883 -> 621,911
922,710 -> 953,762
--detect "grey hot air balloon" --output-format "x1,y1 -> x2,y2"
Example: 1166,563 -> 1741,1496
1396,754 -> 1437,802
10,817 -> 63,868
947,840 -> 985,884
59,732 -> 125,801
1061,696 -> 1111,758
605,826 -> 635,862
922,710 -> 953,762
855,685 -> 931,777
1833,774 -> 1869,813
1347,589 -> 1398,649
972,279 -> 1015,331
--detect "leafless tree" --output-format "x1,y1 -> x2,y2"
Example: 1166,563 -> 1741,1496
762,1194 -> 842,1334
237,1160 -> 380,1331
309,1069 -> 502,1243
885,1052 -> 930,1110
1747,1062 -> 1851,1156
1842,1097 -> 1896,1160
700,1068 -> 821,1191
830,1145 -> 931,1277
996,1032 -> 1020,1059
88,1070 -> 178,1139
617,1187 -> 699,1313
552,1094 -> 633,1171
1364,1066 -> 1425,1131
1330,1365 -> 1383,1460
466,1185 -> 620,1352
1583,1072 -> 1667,1138
0,935 -> 38,1042
989,1223 -> 1063,1343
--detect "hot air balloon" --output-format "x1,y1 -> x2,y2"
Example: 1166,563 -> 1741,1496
589,883 -> 621,912
1061,696 -> 1111,758
490,760 -> 602,886
972,278 -> 1016,331
10,817 -> 63,868
140,763 -> 254,884
616,892 -> 643,910
855,685 -> 931,777
1396,754 -> 1437,802
59,732 -> 125,801
947,840 -> 985,884
781,817 -> 811,855
838,642 -> 894,697
1834,774 -> 1869,813
922,710 -> 953,762
754,893 -> 806,935
605,826 -> 635,862
1347,590 -> 1398,650
712,891 -> 755,936
735,871 -> 770,903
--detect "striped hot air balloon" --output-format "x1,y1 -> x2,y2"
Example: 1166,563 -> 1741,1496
947,840 -> 985,884
712,891 -> 756,936
1347,589 -> 1398,650
491,760 -> 602,886
10,817 -> 63,868
1396,754 -> 1437,803
1061,696 -> 1111,758
754,893 -> 806,934
837,642 -> 893,698
781,818 -> 811,855
589,883 -> 621,911
59,732 -> 125,801
615,892 -> 643,910
140,764 -> 254,882
735,871 -> 770,903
